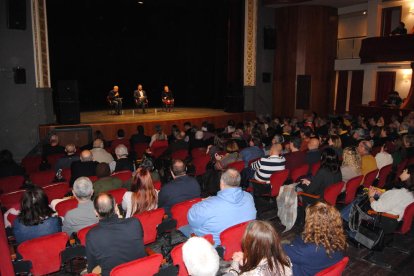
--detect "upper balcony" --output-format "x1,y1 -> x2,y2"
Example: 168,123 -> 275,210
337,36 -> 365,60
359,35 -> 414,63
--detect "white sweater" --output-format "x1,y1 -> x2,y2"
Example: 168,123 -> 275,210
371,188 -> 414,221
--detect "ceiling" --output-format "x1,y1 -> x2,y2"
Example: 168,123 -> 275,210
263,0 -> 368,8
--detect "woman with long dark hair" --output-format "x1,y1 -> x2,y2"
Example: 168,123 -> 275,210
227,220 -> 292,276
122,167 -> 158,218
13,186 -> 61,244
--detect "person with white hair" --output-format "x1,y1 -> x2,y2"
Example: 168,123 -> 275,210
91,138 -> 114,164
182,237 -> 220,276
62,177 -> 98,235
109,144 -> 134,173
42,134 -> 65,159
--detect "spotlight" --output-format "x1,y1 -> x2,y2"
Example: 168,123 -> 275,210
138,1 -> 144,4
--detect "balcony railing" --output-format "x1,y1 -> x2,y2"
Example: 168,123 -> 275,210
336,36 -> 366,59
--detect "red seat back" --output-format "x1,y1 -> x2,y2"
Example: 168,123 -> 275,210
0,175 -> 25,194
111,170 -> 132,182
311,161 -> 321,176
269,169 -> 290,197
171,198 -> 202,228
377,164 -> 392,188
323,182 -> 344,206
315,256 -> 349,276
227,161 -> 245,172
30,170 -> 56,187
396,159 -> 408,179
43,182 -> 70,203
21,155 -> 42,174
78,224 -> 97,246
290,164 -> 309,182
343,175 -> 364,205
220,221 -> 250,261
18,232 -> 69,275
193,155 -> 211,176
153,181 -> 161,191
110,253 -> 163,276
133,143 -> 149,159
133,208 -> 165,245
107,188 -> 127,204
362,169 -> 379,188
0,190 -> 25,210
151,140 -> 168,158
172,149 -> 189,160
171,234 -> 214,276
62,168 -> 72,182
398,202 -> 414,235
0,210 -> 15,275
88,175 -> 99,182
248,157 -> 261,167
55,198 -> 78,217
191,148 -> 207,159
47,153 -> 65,169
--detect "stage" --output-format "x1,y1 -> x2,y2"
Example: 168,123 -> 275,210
39,108 -> 256,144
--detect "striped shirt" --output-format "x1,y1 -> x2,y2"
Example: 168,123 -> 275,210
252,155 -> 286,183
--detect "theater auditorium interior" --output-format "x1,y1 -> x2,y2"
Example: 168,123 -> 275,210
1,0 -> 414,275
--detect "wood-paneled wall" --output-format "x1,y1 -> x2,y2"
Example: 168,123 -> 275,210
273,6 -> 338,117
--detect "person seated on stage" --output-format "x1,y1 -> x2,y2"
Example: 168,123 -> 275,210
390,21 -> 407,35
133,84 -> 148,114
161,85 -> 174,112
108,85 -> 122,115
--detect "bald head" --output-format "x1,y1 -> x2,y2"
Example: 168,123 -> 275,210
269,143 -> 282,156
308,138 -> 320,150
80,150 -> 93,162
94,193 -> 115,219
65,144 -> 76,155
172,159 -> 186,177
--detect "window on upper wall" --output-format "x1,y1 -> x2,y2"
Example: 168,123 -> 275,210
381,6 -> 402,36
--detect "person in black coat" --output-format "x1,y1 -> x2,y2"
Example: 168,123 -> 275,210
70,150 -> 98,186
0,149 -> 25,178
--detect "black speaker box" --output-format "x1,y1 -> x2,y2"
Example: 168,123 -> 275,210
13,67 -> 26,84
7,0 -> 26,30
224,96 -> 244,113
57,80 -> 79,101
296,75 -> 311,109
56,101 -> 80,124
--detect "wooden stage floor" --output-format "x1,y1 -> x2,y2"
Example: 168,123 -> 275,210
39,108 -> 255,142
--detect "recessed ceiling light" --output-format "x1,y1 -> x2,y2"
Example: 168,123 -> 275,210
138,1 -> 144,4
363,11 -> 367,15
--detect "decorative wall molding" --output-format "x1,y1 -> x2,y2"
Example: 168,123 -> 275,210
244,0 -> 257,87
32,0 -> 51,88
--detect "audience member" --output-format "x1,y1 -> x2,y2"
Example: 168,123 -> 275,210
185,169 -> 256,245
150,125 -> 168,147
110,129 -> 131,155
122,168 -> 158,218
13,186 -> 61,244
227,220 -> 292,276
189,130 -> 206,151
251,143 -> 285,183
305,137 -> 321,168
91,139 -> 114,164
240,137 -> 264,167
55,143 -> 80,172
93,163 -> 123,195
168,131 -> 189,153
284,202 -> 346,276
0,149 -> 24,178
390,21 -> 407,35
130,125 -> 151,146
70,150 -> 99,186
86,193 -> 146,276
63,177 -> 98,235
214,140 -> 242,170
375,143 -> 393,170
182,237 -> 220,276
110,144 -> 134,172
357,140 -> 378,176
328,135 -> 343,159
42,134 -> 65,159
341,147 -> 362,186
158,159 -> 200,216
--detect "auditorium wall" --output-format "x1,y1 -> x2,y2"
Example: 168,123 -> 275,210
0,0 -> 53,160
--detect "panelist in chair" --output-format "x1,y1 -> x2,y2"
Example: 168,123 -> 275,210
161,85 -> 174,112
133,84 -> 148,114
108,85 -> 122,115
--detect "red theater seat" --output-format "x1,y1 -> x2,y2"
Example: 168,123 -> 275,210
110,253 -> 163,276
0,175 -> 25,194
171,198 -> 202,228
43,182 -> 70,203
55,198 -> 78,217
133,208 -> 165,245
220,221 -> 250,261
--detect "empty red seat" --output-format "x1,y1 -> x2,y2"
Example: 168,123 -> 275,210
110,253 -> 163,276
323,182 -> 344,206
191,148 -> 207,159
111,170 -> 132,182
290,164 -> 309,183
193,155 -> 211,176
396,202 -> 414,235
55,198 -> 78,217
30,170 -> 56,187
251,169 -> 289,197
377,164 -> 392,188
43,182 -> 70,203
107,188 -> 127,204
153,180 -> 161,191
0,190 -> 25,210
315,256 -> 349,276
171,198 -> 202,228
0,175 -> 25,194
133,143 -> 149,159
133,208 -> 165,245
77,224 -> 97,246
18,232 -> 69,275
220,221 -> 251,261
21,155 -> 42,174
172,149 -> 189,160
362,169 -> 379,188
47,153 -> 65,169
61,168 -> 72,182
150,140 -> 168,158
340,175 -> 364,205
227,161 -> 245,172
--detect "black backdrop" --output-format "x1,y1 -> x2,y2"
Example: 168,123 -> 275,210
46,0 -> 241,111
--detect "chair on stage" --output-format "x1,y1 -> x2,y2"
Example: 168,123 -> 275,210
107,96 -> 116,115
134,97 -> 149,113
162,98 -> 174,112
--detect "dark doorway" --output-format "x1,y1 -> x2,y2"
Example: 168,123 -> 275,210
349,70 -> 364,107
381,6 -> 402,36
336,71 -> 348,114
376,71 -> 396,105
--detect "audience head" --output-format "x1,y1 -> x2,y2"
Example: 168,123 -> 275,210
220,168 -> 241,189
195,130 -> 204,140
115,144 -> 128,159
249,137 -> 261,147
184,122 -> 192,130
65,143 -> 76,155
94,130 -> 105,141
225,140 -> 239,153
357,140 -> 372,156
94,193 -> 117,219
73,177 -> 94,201
269,143 -> 282,156
176,131 -> 186,140
328,135 -> 342,149
0,149 -> 14,164
289,136 -> 302,151
49,134 -> 59,146
171,159 -> 186,178
131,168 -> 157,215
164,85 -> 169,92
80,150 -> 93,162
182,237 -> 219,276
342,147 -> 361,173
19,186 -> 53,226
272,134 -> 285,145
96,162 -> 111,178
396,164 -> 414,191
303,201 -> 347,256
307,137 -> 320,151
403,135 -> 414,148
239,220 -> 290,274
117,129 -> 125,138
113,85 -> 119,92
320,147 -> 340,173
137,84 -> 143,90
137,125 -> 145,134
93,139 -> 104,149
